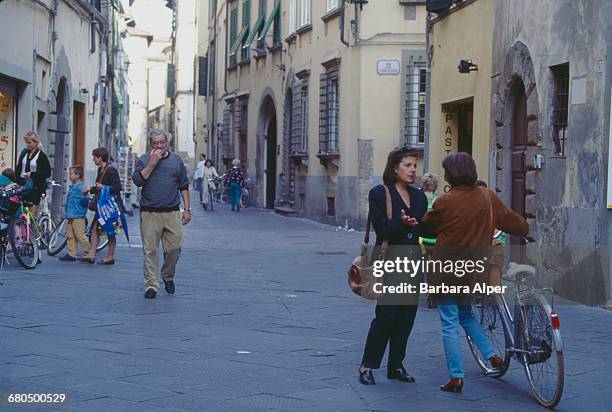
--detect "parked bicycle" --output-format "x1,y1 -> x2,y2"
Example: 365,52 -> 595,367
47,214 -> 109,256
33,180 -> 62,250
467,239 -> 564,408
0,184 -> 39,269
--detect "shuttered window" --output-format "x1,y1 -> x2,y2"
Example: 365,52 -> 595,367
198,56 -> 207,96
222,104 -> 236,159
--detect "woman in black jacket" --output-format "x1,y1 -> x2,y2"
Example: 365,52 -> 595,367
15,131 -> 51,216
78,147 -> 123,265
358,147 -> 428,385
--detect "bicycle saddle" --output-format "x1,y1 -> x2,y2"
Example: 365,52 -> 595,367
505,262 -> 536,280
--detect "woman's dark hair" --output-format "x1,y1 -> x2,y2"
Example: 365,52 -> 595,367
442,152 -> 478,187
382,147 -> 419,184
205,159 -> 213,167
92,147 -> 109,162
475,180 -> 487,188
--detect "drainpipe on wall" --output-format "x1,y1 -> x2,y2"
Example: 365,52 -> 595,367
340,0 -> 349,47
423,11 -> 432,173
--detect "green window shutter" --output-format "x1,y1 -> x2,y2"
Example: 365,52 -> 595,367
229,6 -> 238,65
198,56 -> 208,96
257,1 -> 280,44
243,15 -> 264,50
230,26 -> 248,56
241,0 -> 251,60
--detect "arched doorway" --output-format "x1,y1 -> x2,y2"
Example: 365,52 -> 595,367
265,113 -> 277,209
257,93 -> 278,209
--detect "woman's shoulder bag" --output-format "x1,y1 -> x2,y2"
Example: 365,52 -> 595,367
347,184 -> 392,301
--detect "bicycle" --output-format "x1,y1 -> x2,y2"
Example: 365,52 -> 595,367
47,214 -> 109,256
467,240 -> 564,408
0,187 -> 41,269
240,178 -> 251,209
32,180 -> 62,251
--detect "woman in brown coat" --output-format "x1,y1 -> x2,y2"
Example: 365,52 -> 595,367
421,152 -> 528,393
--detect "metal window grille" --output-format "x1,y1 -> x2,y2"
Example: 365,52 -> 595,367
319,69 -> 339,154
236,98 -> 248,166
291,80 -> 308,154
551,63 -> 569,156
221,104 -> 235,159
241,0 -> 250,61
229,6 -> 238,66
404,63 -> 427,146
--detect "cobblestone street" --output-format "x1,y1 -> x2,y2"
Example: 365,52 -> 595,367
1,200 -> 611,411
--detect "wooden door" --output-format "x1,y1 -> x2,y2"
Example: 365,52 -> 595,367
73,101 -> 86,168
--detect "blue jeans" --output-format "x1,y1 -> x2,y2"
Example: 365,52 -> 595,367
228,181 -> 241,209
438,302 -> 497,378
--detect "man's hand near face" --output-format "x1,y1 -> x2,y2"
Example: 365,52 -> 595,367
140,148 -> 165,181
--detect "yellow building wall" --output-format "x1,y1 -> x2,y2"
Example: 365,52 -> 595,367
428,0 -> 493,192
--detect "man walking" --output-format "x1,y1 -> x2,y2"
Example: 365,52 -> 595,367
133,129 -> 191,299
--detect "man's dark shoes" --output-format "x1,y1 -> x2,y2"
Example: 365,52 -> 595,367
387,367 -> 416,383
164,280 -> 175,294
144,289 -> 157,299
77,257 -> 95,264
359,368 -> 376,385
59,254 -> 76,262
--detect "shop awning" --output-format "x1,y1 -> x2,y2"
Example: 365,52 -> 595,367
230,25 -> 249,57
242,14 -> 264,50
257,1 -> 280,44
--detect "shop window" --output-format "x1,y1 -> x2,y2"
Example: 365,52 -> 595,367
551,63 -> 569,157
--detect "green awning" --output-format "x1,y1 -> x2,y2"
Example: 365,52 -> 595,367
243,15 -> 264,50
257,1 -> 280,44
230,25 -> 249,56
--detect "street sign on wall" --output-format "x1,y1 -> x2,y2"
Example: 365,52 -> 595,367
377,60 -> 400,75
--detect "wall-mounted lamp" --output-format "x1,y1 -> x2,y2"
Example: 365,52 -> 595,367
458,59 -> 478,74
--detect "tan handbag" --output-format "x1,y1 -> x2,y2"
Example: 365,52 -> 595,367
348,185 -> 392,301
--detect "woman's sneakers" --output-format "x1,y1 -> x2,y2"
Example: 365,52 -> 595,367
440,378 -> 464,393
359,367 -> 376,385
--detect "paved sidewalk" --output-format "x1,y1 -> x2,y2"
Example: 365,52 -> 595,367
0,200 -> 611,411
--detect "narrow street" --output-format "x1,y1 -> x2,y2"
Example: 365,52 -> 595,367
1,199 -> 611,411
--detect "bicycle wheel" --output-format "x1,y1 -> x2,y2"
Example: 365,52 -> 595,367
209,189 -> 214,211
521,293 -> 564,408
240,188 -> 249,208
9,216 -> 39,269
47,218 -> 68,256
37,214 -> 55,250
86,218 -> 109,252
467,295 -> 511,378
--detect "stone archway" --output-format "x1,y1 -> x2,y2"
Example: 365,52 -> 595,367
493,41 -> 542,238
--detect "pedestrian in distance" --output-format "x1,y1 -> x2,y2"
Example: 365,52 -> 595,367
59,166 -> 91,262
15,131 -> 51,217
224,158 -> 245,212
79,147 -> 124,265
359,147 -> 428,386
420,152 -> 529,394
133,128 -> 191,299
200,159 -> 219,210
194,153 -> 206,206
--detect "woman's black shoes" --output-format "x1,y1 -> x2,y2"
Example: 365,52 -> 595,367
387,367 -> 416,383
359,368 -> 376,385
440,378 -> 464,393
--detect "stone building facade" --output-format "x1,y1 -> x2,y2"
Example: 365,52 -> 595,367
0,0 -> 128,218
202,0 -> 427,227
